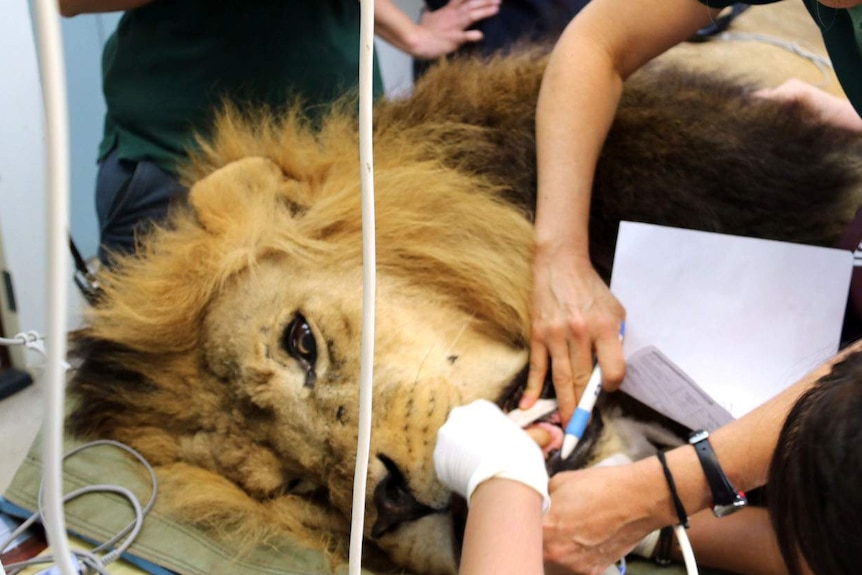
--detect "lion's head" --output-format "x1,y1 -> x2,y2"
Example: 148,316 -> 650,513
69,100 -> 544,573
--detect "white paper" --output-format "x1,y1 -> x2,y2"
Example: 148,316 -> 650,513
611,222 -> 852,418
622,346 -> 734,431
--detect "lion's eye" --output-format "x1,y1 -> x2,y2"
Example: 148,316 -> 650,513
287,317 -> 317,360
283,313 -> 318,387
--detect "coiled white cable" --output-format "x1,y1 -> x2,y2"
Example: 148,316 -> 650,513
348,1 -> 377,575
31,1 -> 76,575
0,441 -> 157,575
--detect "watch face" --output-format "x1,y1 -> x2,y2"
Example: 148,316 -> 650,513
689,430 -> 709,444
713,499 -> 747,518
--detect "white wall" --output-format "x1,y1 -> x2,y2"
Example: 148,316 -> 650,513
0,2 -> 55,362
63,12 -> 122,262
2,4 -> 99,371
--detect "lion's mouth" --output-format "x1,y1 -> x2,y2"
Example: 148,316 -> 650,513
420,367 -> 608,564
497,365 -> 603,475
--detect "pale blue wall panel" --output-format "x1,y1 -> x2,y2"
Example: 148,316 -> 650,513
63,13 -> 121,261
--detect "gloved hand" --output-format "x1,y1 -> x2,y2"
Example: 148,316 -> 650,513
434,399 -> 550,511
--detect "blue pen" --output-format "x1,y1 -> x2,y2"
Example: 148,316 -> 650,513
560,322 -> 625,460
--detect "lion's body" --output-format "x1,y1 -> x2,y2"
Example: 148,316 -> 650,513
68,50 -> 862,575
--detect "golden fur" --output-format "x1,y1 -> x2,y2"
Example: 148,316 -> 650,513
69,50 -> 862,575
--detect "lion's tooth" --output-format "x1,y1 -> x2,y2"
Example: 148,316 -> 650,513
506,398 -> 559,428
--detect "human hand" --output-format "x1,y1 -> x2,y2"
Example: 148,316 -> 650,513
521,252 -> 625,425
433,399 -> 549,509
414,0 -> 501,59
754,79 -> 862,132
543,464 -> 661,575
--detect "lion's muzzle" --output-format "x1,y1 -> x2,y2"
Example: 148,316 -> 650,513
371,455 -> 439,538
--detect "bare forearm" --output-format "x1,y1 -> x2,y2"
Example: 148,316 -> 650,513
534,0 -> 714,258
534,22 -> 621,259
680,508 -> 787,575
59,0 -> 155,17
373,0 -> 422,56
646,339 -> 862,528
460,479 -> 544,575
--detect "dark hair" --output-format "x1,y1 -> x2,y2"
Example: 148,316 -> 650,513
768,349 -> 862,575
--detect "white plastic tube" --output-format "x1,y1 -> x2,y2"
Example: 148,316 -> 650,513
348,1 -> 377,574
675,525 -> 699,575
32,1 -> 75,575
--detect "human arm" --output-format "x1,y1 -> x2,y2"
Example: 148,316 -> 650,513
433,399 -> 547,575
755,78 -> 862,132
460,478 -> 544,575
58,0 -> 154,17
521,0 -> 718,423
668,508 -> 788,575
373,0 -> 499,60
542,339 -> 862,574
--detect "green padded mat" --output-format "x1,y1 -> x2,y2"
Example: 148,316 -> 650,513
3,432 -> 371,575
3,432 -> 730,575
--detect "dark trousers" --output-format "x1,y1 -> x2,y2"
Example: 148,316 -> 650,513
95,148 -> 186,265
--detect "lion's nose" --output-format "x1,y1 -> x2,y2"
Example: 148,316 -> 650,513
371,455 -> 436,538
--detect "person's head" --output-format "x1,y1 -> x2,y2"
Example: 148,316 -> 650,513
768,348 -> 862,575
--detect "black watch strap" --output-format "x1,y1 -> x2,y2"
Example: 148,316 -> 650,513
689,430 -> 747,517
654,526 -> 675,567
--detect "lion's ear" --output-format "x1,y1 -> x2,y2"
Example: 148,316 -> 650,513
188,156 -> 285,235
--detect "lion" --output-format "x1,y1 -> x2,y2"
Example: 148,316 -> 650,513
66,50 -> 862,575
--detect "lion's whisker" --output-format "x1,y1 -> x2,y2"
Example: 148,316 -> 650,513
412,315 -> 474,386
443,316 -> 474,359
413,347 -> 434,386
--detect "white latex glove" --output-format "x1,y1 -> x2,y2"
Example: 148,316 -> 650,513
434,399 -> 550,511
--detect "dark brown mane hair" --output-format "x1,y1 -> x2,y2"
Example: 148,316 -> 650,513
768,349 -> 862,575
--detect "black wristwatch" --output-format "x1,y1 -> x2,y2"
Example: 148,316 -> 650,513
688,430 -> 747,517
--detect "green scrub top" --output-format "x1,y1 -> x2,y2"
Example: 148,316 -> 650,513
99,0 -> 384,174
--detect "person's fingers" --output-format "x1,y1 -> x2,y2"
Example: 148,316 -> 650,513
460,29 -> 484,43
561,330 -> 593,424
466,3 -> 500,24
463,0 -> 500,11
752,84 -> 796,104
525,425 -> 552,449
751,86 -> 779,100
521,342 -> 549,409
547,324 -> 576,424
594,322 -> 626,391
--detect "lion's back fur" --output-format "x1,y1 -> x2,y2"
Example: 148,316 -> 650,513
378,52 -> 862,278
